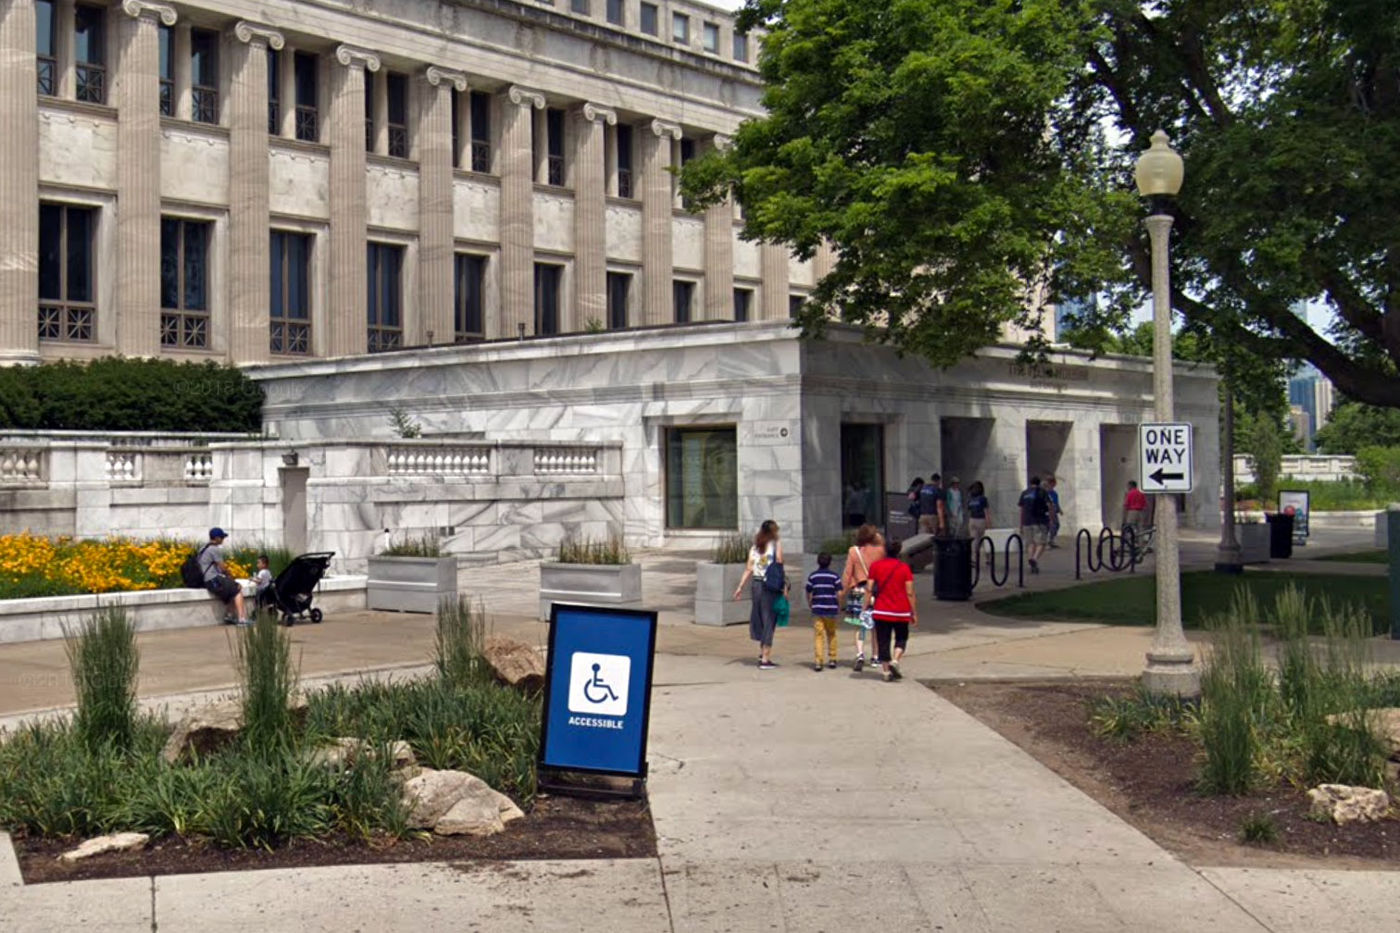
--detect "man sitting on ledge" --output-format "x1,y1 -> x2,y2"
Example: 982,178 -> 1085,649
198,527 -> 247,625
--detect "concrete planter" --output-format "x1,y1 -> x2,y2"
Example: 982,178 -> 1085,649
1237,524 -> 1271,564
367,556 -> 458,613
694,562 -> 749,626
539,562 -> 642,622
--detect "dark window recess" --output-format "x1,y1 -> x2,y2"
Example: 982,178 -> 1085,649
38,203 -> 96,343
678,138 -> 696,209
190,29 -> 219,124
664,427 -> 739,530
616,123 -> 634,198
673,12 -> 690,44
451,91 -> 460,166
673,280 -> 694,324
607,272 -> 630,330
733,32 -> 750,63
469,90 -> 491,172
386,72 -> 408,158
294,51 -> 318,141
367,242 -> 403,352
160,218 -> 212,349
789,295 -> 805,319
36,0 -> 56,95
266,46 -> 279,133
534,263 -> 562,336
74,5 -> 105,104
640,2 -> 658,36
364,77 -> 374,151
733,287 -> 752,323
158,24 -> 173,116
606,0 -> 624,26
546,108 -> 565,186
454,254 -> 486,341
703,22 -> 719,54
270,231 -> 312,355
571,0 -> 590,12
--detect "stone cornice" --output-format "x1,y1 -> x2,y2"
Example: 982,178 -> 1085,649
651,119 -> 683,140
424,66 -> 468,92
120,0 -> 177,25
334,45 -> 382,73
233,22 -> 285,51
579,103 -> 617,125
507,85 -> 547,109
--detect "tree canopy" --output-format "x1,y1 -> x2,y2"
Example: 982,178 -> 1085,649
1314,400 -> 1400,454
685,0 -> 1400,406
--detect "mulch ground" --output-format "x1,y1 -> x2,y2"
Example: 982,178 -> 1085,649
935,680 -> 1400,869
16,794 -> 656,884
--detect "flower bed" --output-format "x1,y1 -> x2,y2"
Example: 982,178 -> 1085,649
0,533 -> 253,600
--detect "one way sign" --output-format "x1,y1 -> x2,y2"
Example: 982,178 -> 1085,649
1139,422 -> 1194,493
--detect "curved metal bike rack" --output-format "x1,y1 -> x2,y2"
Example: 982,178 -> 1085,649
1074,527 -> 1142,580
971,533 -> 1025,590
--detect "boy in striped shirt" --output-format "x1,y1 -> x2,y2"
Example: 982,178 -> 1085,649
805,553 -> 842,672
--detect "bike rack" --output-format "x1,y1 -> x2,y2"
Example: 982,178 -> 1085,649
1074,527 -> 1142,580
971,533 -> 1025,590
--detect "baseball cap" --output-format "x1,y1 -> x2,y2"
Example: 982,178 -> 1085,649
209,527 -> 228,540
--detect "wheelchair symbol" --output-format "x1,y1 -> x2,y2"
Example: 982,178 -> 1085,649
583,663 -> 619,704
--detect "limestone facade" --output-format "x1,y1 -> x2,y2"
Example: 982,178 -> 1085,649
4,0 -> 810,365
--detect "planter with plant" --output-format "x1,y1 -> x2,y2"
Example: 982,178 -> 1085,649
538,533 -> 640,621
694,534 -> 751,626
367,533 -> 457,613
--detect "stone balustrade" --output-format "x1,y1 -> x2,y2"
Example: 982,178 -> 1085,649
105,450 -> 141,482
534,447 -> 600,475
0,446 -> 45,484
386,445 -> 492,476
183,452 -> 215,482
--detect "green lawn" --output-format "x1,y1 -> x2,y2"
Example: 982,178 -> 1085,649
1316,550 -> 1389,565
978,570 -> 1391,634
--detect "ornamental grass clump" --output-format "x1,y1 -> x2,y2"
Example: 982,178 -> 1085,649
1197,591 -> 1273,795
558,532 -> 630,565
434,594 -> 488,687
711,533 -> 750,565
234,611 -> 300,757
1296,599 -> 1389,788
63,606 -> 140,753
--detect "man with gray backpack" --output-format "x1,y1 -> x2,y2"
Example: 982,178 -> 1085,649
182,527 -> 247,624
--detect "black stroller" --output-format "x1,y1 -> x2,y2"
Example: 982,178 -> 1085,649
256,552 -> 335,627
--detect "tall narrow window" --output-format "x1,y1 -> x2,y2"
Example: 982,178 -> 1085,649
665,427 -> 738,529
367,243 -> 403,352
451,90 -> 460,167
789,294 -> 805,319
606,0 -> 624,26
640,2 -> 658,35
616,123 -> 634,198
190,29 -> 219,124
160,218 -> 212,349
733,32 -> 750,63
469,90 -> 491,172
386,72 -> 408,158
678,138 -> 696,208
733,287 -> 752,322
36,0 -> 56,95
266,47 -> 279,133
270,231 -> 312,355
294,51 -> 319,141
364,76 -> 374,151
672,12 -> 690,44
534,263 -> 562,335
158,24 -> 173,116
454,254 -> 486,342
546,108 -> 565,186
38,204 -> 96,343
607,272 -> 631,330
673,280 -> 694,324
74,5 -> 106,105
702,22 -> 719,54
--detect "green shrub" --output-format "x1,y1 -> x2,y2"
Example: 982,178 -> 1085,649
1239,811 -> 1279,845
1089,685 -> 1197,743
558,533 -> 631,565
711,534 -> 750,565
1356,446 -> 1400,490
200,747 -> 333,850
63,607 -> 140,753
434,595 -> 487,688
380,534 -> 442,557
234,612 -> 299,756
1198,591 -> 1273,795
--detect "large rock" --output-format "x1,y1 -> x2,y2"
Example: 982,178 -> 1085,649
1307,784 -> 1391,824
59,832 -> 149,862
309,737 -> 416,771
483,636 -> 546,692
161,695 -> 309,763
1325,708 -> 1400,758
401,767 -> 524,836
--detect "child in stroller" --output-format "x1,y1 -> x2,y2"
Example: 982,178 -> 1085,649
255,552 -> 336,626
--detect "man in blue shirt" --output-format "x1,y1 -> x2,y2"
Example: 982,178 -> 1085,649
1045,474 -> 1065,548
805,553 -> 843,671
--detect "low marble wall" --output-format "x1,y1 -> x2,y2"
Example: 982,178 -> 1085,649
0,576 -> 367,644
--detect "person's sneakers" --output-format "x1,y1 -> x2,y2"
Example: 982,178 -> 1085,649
853,655 -> 865,672
882,670 -> 894,682
1029,559 -> 1040,574
889,663 -> 904,681
813,662 -> 823,672
759,660 -> 777,671
828,660 -> 838,669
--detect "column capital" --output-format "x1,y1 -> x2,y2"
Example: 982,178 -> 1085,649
424,65 -> 468,92
579,103 -> 617,125
121,0 -> 177,25
507,85 -> 546,109
650,119 -> 683,140
334,44 -> 381,73
232,21 -> 285,51
712,133 -> 733,151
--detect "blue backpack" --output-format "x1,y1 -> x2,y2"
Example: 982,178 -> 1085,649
764,559 -> 786,593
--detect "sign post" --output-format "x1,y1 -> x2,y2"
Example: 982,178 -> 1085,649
1138,422 -> 1194,494
538,603 -> 658,799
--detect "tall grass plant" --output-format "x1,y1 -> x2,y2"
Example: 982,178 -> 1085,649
233,611 -> 299,756
434,594 -> 487,687
63,607 -> 141,753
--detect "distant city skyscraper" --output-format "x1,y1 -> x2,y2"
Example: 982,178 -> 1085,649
1288,362 -> 1335,451
1054,296 -> 1098,342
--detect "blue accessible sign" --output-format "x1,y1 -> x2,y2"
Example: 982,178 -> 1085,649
539,603 -> 658,791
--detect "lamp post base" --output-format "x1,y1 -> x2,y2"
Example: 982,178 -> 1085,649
1142,661 -> 1201,698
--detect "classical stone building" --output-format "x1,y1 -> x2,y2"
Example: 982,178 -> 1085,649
0,0 -> 795,364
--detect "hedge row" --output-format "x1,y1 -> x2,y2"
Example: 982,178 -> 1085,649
0,359 -> 263,433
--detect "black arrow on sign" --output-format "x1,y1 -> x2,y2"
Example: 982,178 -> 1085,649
1149,468 -> 1184,485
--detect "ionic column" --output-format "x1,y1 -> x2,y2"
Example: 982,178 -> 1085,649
227,22 -> 283,364
642,119 -> 681,325
574,103 -> 614,333
418,66 -> 466,346
0,0 -> 40,362
500,85 -> 543,338
115,0 -> 177,358
702,133 -> 734,321
327,45 -> 379,357
760,244 -> 790,321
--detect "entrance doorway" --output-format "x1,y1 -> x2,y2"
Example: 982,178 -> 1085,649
840,424 -> 883,528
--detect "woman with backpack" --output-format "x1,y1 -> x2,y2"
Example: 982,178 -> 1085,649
732,519 -> 784,670
841,523 -> 885,672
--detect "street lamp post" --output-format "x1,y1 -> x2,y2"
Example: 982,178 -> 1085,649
1135,130 -> 1201,698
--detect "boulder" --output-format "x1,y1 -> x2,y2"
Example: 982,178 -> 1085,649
309,737 -> 416,771
1325,708 -> 1400,758
401,767 -> 523,836
59,832 -> 149,863
483,636 -> 546,692
1307,784 -> 1391,824
434,789 -> 526,837
161,695 -> 309,763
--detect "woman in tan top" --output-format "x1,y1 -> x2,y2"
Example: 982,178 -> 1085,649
841,523 -> 885,672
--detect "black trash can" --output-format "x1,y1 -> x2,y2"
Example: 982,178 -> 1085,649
933,536 -> 974,601
1266,513 -> 1295,559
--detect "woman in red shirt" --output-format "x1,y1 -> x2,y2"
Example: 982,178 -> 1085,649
861,539 -> 918,682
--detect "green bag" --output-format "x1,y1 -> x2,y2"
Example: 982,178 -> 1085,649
774,594 -> 790,628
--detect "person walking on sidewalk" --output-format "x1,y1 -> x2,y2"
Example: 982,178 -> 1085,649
1018,476 -> 1051,574
805,553 -> 841,671
733,519 -> 784,670
841,523 -> 885,671
1045,475 -> 1064,548
861,539 -> 918,682
967,481 -> 992,565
